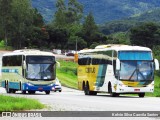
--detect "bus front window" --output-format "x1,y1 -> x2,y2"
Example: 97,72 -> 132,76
26,56 -> 56,80
119,61 -> 154,81
27,64 -> 55,80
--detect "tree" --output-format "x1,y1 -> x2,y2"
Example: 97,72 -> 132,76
130,22 -> 160,49
32,8 -> 44,27
82,12 -> 99,47
0,0 -> 47,49
50,0 -> 84,50
66,23 -> 86,50
11,0 -> 47,49
0,0 -> 13,49
47,25 -> 69,49
66,0 -> 83,24
54,0 -> 83,27
11,0 -> 38,49
54,0 -> 67,28
107,32 -> 130,45
26,8 -> 46,48
67,36 -> 87,50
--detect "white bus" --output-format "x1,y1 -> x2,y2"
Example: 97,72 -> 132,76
78,44 -> 159,97
1,49 -> 57,94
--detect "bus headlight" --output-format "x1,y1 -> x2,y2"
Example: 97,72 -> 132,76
147,83 -> 154,87
119,83 -> 127,87
49,83 -> 54,86
27,83 -> 34,86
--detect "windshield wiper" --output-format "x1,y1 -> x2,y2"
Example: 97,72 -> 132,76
129,69 -> 136,80
129,68 -> 146,81
138,71 -> 146,80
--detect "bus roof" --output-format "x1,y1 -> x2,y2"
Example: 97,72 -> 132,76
78,44 -> 152,53
3,49 -> 54,56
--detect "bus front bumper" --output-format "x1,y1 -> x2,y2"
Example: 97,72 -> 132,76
115,86 -> 154,93
23,83 -> 55,91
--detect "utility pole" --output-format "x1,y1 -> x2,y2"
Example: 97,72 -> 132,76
74,38 -> 78,62
76,38 -> 77,53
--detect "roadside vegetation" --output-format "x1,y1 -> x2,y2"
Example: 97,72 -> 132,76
57,60 -> 77,89
0,95 -> 45,111
146,76 -> 160,97
57,60 -> 160,97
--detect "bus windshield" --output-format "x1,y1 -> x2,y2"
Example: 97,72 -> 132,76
119,61 -> 154,81
26,56 -> 55,80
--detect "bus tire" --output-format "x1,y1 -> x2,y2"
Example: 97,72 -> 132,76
22,91 -> 26,94
108,83 -> 118,97
45,91 -> 50,94
28,91 -> 35,94
84,82 -> 95,95
11,89 -> 16,93
138,93 -> 145,98
91,91 -> 97,95
84,83 -> 90,95
6,82 -> 11,93
82,81 -> 85,91
19,82 -> 22,91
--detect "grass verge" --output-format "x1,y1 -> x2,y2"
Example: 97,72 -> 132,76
0,95 -> 45,111
57,60 -> 78,89
146,75 -> 160,97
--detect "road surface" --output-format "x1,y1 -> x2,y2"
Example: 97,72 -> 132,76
0,87 -> 160,120
0,86 -> 160,111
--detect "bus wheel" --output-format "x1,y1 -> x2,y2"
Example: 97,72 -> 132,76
11,89 -> 16,93
91,91 -> 97,95
84,83 -> 95,95
82,82 -> 85,91
6,83 -> 11,93
138,93 -> 145,98
22,91 -> 26,94
45,91 -> 50,94
108,83 -> 118,97
28,91 -> 35,94
84,83 -> 90,95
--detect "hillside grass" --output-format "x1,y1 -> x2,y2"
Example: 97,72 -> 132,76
57,60 -> 78,89
0,95 -> 45,111
57,60 -> 160,97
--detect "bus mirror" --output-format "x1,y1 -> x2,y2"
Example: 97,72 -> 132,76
23,61 -> 26,69
56,61 -> 60,68
116,59 -> 120,71
154,59 -> 159,70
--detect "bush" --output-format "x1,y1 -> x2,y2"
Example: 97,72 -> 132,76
0,40 -> 5,47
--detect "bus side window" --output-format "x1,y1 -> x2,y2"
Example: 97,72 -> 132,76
78,57 -> 91,65
92,58 -> 108,65
2,56 -> 7,66
2,55 -> 22,66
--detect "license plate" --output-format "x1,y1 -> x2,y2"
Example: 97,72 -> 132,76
38,87 -> 43,90
134,89 -> 140,92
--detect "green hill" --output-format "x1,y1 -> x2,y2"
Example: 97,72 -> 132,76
31,0 -> 160,24
100,8 -> 160,35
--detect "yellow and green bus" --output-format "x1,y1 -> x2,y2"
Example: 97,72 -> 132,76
1,49 -> 57,94
78,44 -> 159,97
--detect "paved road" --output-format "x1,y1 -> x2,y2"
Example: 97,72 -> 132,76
0,86 -> 160,111
1,87 -> 159,120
